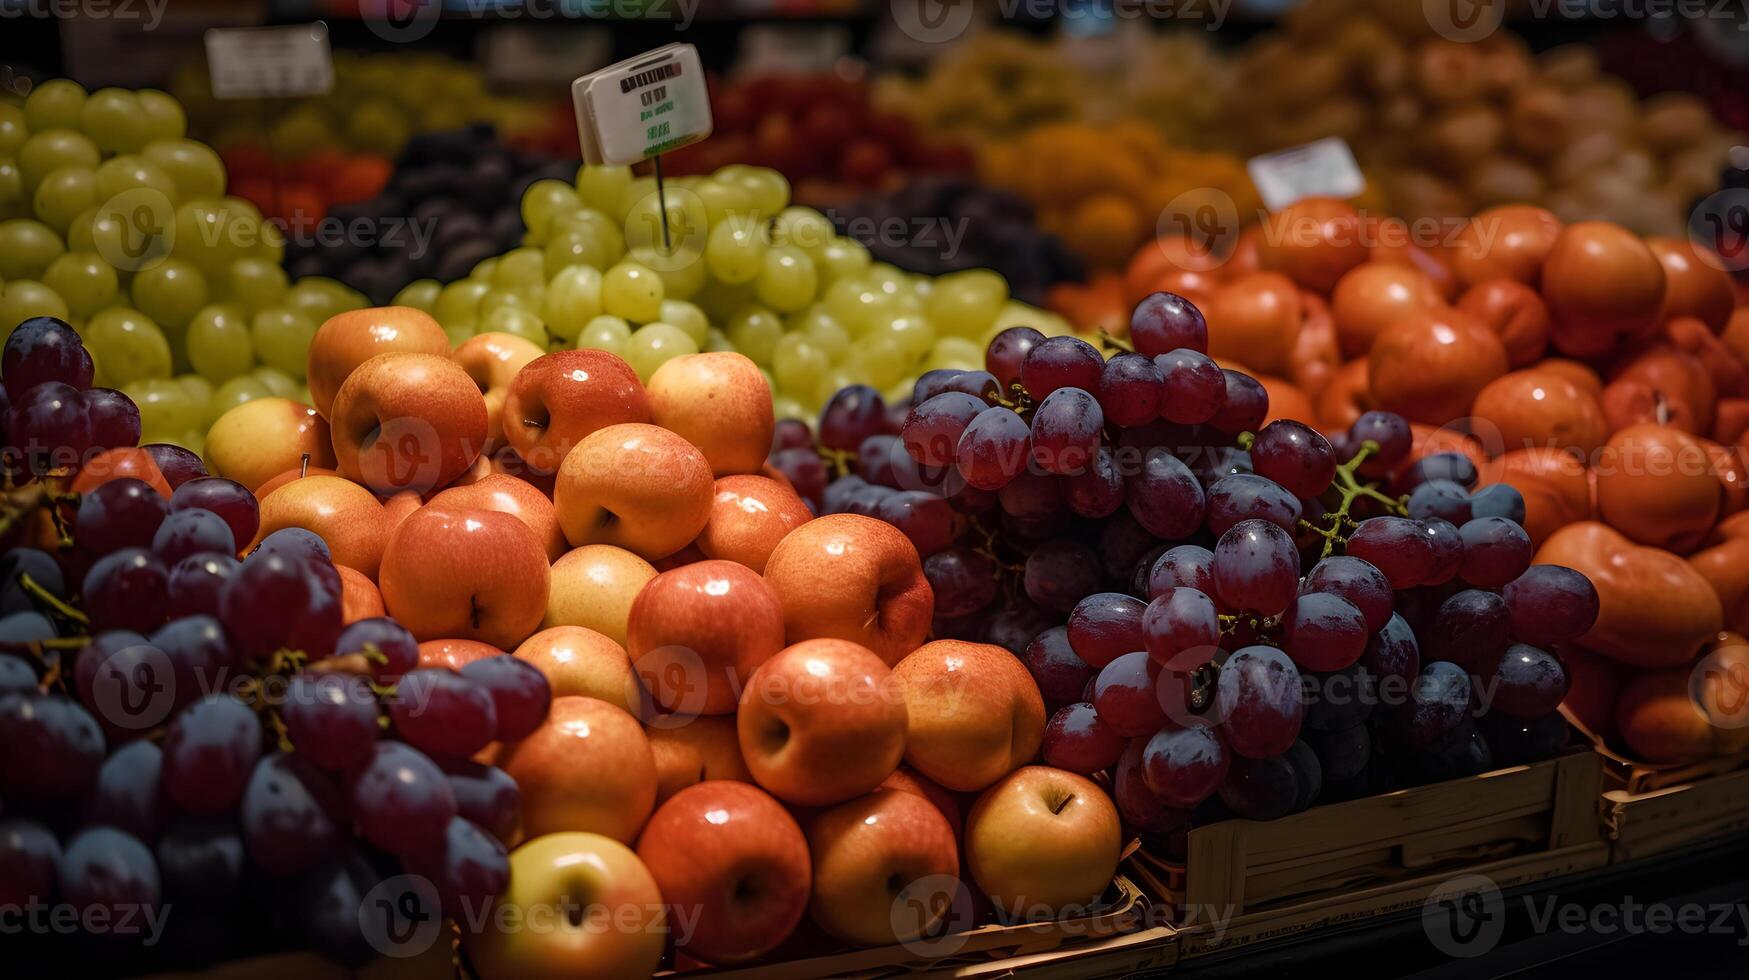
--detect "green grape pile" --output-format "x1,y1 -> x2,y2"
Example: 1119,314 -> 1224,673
0,80 -> 364,454
400,163 -> 1077,419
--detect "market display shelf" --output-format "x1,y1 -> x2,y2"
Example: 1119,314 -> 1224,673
1602,749 -> 1749,863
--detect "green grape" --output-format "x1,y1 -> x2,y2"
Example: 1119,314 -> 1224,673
885,377 -> 919,406
433,279 -> 490,328
18,131 -> 100,194
0,161 -> 21,212
31,166 -> 95,235
622,185 -> 708,255
480,288 -> 537,318
493,247 -> 548,294
88,190 -> 174,275
282,279 -> 361,327
94,155 -> 179,205
469,257 -> 499,284
550,208 -> 625,259
177,373 -> 213,406
123,377 -> 202,443
131,257 -> 208,329
42,251 -> 118,317
185,303 -> 255,382
442,320 -> 475,348
616,177 -> 658,227
623,323 -> 697,382
251,366 -> 299,399
575,164 -> 632,217
392,278 -> 441,312
630,245 -> 705,301
693,179 -> 753,226
142,139 -> 225,200
542,266 -> 603,342
852,336 -> 907,391
80,88 -> 148,154
23,79 -> 86,133
0,280 -> 68,326
822,278 -> 896,337
657,299 -> 708,347
135,90 -> 188,142
818,236 -> 872,283
206,375 -> 272,427
771,333 -> 830,396
927,269 -> 1009,339
812,366 -> 870,411
703,218 -> 766,285
225,257 -> 289,313
170,199 -> 246,278
772,394 -> 808,425
479,305 -> 550,349
755,245 -> 818,314
250,308 -> 317,381
602,261 -> 664,323
726,305 -> 783,366
802,314 -> 850,363
988,301 -> 1072,343
0,104 -> 26,157
520,180 -> 583,243
877,314 -> 938,362
704,328 -> 734,354
691,277 -> 756,324
85,307 -> 172,385
578,314 -> 632,356
715,165 -> 789,216
771,207 -> 834,257
543,226 -> 612,277
924,336 -> 985,373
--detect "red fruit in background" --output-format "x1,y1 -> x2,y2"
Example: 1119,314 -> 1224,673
801,102 -> 858,147
221,143 -> 273,179
753,113 -> 807,178
329,155 -> 392,205
838,139 -> 893,186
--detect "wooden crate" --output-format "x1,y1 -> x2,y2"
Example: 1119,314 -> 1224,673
1123,751 -> 1609,956
1601,748 -> 1749,862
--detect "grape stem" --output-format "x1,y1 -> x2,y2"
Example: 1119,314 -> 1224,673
1301,440 -> 1410,560
993,383 -> 1034,417
20,572 -> 87,626
1096,331 -> 1134,355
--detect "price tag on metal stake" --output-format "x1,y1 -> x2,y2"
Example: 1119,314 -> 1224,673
205,24 -> 335,100
1247,137 -> 1366,212
572,43 -> 712,167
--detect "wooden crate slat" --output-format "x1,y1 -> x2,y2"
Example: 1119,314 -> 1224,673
1605,765 -> 1749,862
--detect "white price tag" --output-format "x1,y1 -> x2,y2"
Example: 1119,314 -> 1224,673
572,43 -> 712,168
1247,137 -> 1367,212
205,24 -> 334,100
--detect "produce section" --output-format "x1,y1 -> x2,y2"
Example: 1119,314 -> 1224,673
3,5 -> 1749,979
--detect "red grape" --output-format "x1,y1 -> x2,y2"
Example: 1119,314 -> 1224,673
997,469 -> 1063,521
1282,592 -> 1368,672
1064,446 -> 1125,518
57,827 -> 159,935
1205,473 -> 1299,536
1214,646 -> 1304,759
1345,516 -> 1434,589
151,509 -> 237,565
0,817 -> 61,907
76,477 -> 169,553
1023,538 -> 1103,613
1148,545 -> 1219,601
1126,450 -> 1205,538
1501,564 -> 1599,646
1066,591 -> 1146,669
162,694 -> 263,814
166,552 -> 239,620
240,752 -> 347,875
955,406 -> 1030,490
1208,369 -> 1268,437
4,316 -> 93,400
171,477 -> 261,547
1302,555 -> 1392,632
142,444 -> 207,487
770,447 -> 827,508
1219,753 -> 1298,820
282,672 -> 381,771
1487,644 -> 1569,718
986,326 -> 1045,389
1212,519 -> 1298,616
1348,411 -> 1412,469
923,548 -> 998,618
1019,335 -> 1103,400
418,816 -> 510,917
1023,625 -> 1096,706
1155,349 -> 1225,424
1041,701 -> 1127,773
1251,420 -> 1336,498
1362,612 -> 1421,688
349,741 -> 458,861
876,491 -> 958,556
819,385 -> 886,452
1419,517 -> 1464,585
1142,726 -> 1229,809
220,552 -> 335,660
10,381 -> 91,475
1142,587 -> 1221,671
1130,292 -> 1208,357
1457,516 -> 1533,588
1092,651 -> 1168,736
440,759 -> 521,845
1096,353 -> 1163,427
331,618 -> 420,684
391,669 -> 498,759
1398,662 -> 1472,752
902,392 -> 984,466
0,692 -> 105,800
83,548 -> 169,633
1030,387 -> 1102,475
1114,738 -> 1191,833
460,655 -> 551,740
771,418 -> 812,453
84,388 -> 141,451
1429,589 -> 1511,671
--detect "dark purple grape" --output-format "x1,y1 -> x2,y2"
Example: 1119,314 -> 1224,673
1282,592 -> 1368,672
84,388 -> 142,451
1023,625 -> 1096,706
1501,564 -> 1599,646
1114,737 -> 1192,833
10,381 -> 91,474
1041,701 -> 1127,774
1407,480 -> 1473,524
876,490 -> 958,556
171,477 -> 261,547
1398,661 -> 1472,752
1468,483 -> 1526,524
1420,517 -> 1464,585
283,672 -> 380,771
1024,538 -> 1103,614
1399,451 -> 1478,492
1305,722 -> 1371,780
161,694 -> 262,814
1065,591 -> 1146,669
1148,545 -> 1219,601
1303,658 -> 1376,732
58,827 -> 160,937
0,547 -> 64,616
220,553 -> 329,660
1141,726 -> 1228,809
1096,353 -> 1162,428
350,741 -> 458,861
1205,473 -> 1300,536
250,527 -> 330,566
818,385 -> 887,452
0,817 -> 62,907
996,468 -> 1063,521
440,759 -> 520,845
1429,589 -> 1512,671
240,753 -> 347,875
1207,370 -> 1268,437
1142,587 -> 1221,671
295,848 -> 402,965
1286,739 -> 1323,812
770,447 -> 827,508
770,417 -> 812,453
955,406 -> 1030,491
1458,516 -> 1533,588
1301,555 -> 1393,632
166,552 -> 239,619
1212,519 -> 1298,616
1019,335 -> 1103,400
1126,450 -> 1205,539
1488,644 -> 1569,718
1215,646 -> 1304,759
151,508 -> 237,565
80,739 -> 164,841
460,656 -> 550,740
76,477 -> 169,553
1361,612 -> 1421,690
83,548 -> 169,633
1219,753 -> 1298,820
923,548 -> 999,618
1155,349 -> 1225,425
1345,516 -> 1434,589
985,326 -> 1046,389
1131,292 -> 1208,357
1251,420 -> 1336,498
901,392 -> 984,467
1030,387 -> 1102,475
913,368 -> 999,404
1348,411 -> 1412,469
417,816 -> 509,918
0,653 -> 35,693
1092,651 -> 1168,737
854,434 -> 903,488
4,316 -> 93,400
330,619 -> 416,686
1064,445 -> 1125,518
142,444 -> 207,487
391,669 -> 498,760
1417,723 -> 1494,781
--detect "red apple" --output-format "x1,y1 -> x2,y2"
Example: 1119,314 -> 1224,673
379,505 -> 550,649
504,349 -> 651,474
806,788 -> 960,947
737,638 -> 907,806
429,472 -> 566,561
892,640 -> 1047,792
336,564 -> 384,622
696,475 -> 813,574
965,767 -> 1122,917
496,695 -> 657,842
880,766 -> 964,840
645,715 -> 752,804
329,351 -> 487,495
252,474 -> 389,578
418,638 -> 502,671
306,306 -> 450,419
763,514 -> 933,665
628,560 -> 785,716
205,397 -> 337,493
453,331 -> 545,452
635,780 -> 809,964
647,352 -> 774,476
513,625 -> 639,714
553,423 -> 713,560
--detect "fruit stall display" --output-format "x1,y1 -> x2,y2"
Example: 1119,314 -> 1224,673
0,81 -> 370,455
1225,0 -> 1743,235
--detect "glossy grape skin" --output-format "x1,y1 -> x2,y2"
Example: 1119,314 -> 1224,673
1215,646 -> 1305,759
10,381 -> 91,474
1427,589 -> 1512,672
350,741 -> 458,862
1142,587 -> 1221,671
250,527 -> 331,566
923,548 -> 999,619
876,491 -> 958,556
1458,517 -> 1534,588
955,406 -> 1031,491
1064,445 -> 1126,518
1148,545 -> 1220,602
76,477 -> 169,553
415,816 -> 510,917
151,509 -> 236,566
770,447 -> 827,509
1301,556 -> 1393,633
1096,353 -> 1163,427
0,611 -> 53,650
84,387 -> 142,451
983,599 -> 1056,657
3,315 -> 93,401
1030,387 -> 1102,475
0,692 -> 105,801
0,817 -> 62,907
282,672 -> 380,772
1399,452 -> 1479,492
58,827 -> 160,935
1091,651 -> 1168,737
1399,661 -> 1473,752
166,552 -> 239,620
1041,701 -> 1128,774
1131,292 -> 1208,357
1488,644 -> 1570,718
1212,519 -> 1299,616
1114,737 -> 1192,833
1408,480 -> 1473,525
916,368 -> 1000,404
440,759 -> 521,845
1219,753 -> 1299,820
460,656 -> 550,741
1306,722 -> 1372,781
985,326 -> 1045,389
819,385 -> 886,452
1205,473 -> 1300,536
902,392 -> 984,467
220,553 -> 333,661
0,654 -> 36,693
390,669 -> 498,760
1127,450 -> 1205,539
143,443 -> 207,487
0,547 -> 64,615
1208,370 -> 1268,437
1023,538 -> 1103,614
1501,564 -> 1599,646
240,752 -> 347,876
1345,516 -> 1435,589
1282,593 -> 1369,672
1020,335 -> 1104,401
1066,591 -> 1147,669
170,478 -> 260,548
1468,484 -> 1526,524
1347,411 -> 1412,470
1250,420 -> 1337,499
1141,726 -> 1229,809
997,468 -> 1063,521
83,548 -> 169,633
1023,625 -> 1096,707
1155,349 -> 1225,425
162,694 -> 262,814
1419,517 -> 1464,585
80,738 -> 164,842
1361,612 -> 1422,691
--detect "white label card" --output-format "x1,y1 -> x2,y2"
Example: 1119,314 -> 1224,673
1247,137 -> 1366,212
572,43 -> 712,168
205,24 -> 335,100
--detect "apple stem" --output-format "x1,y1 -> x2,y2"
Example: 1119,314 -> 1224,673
1052,793 -> 1075,816
299,453 -> 310,479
